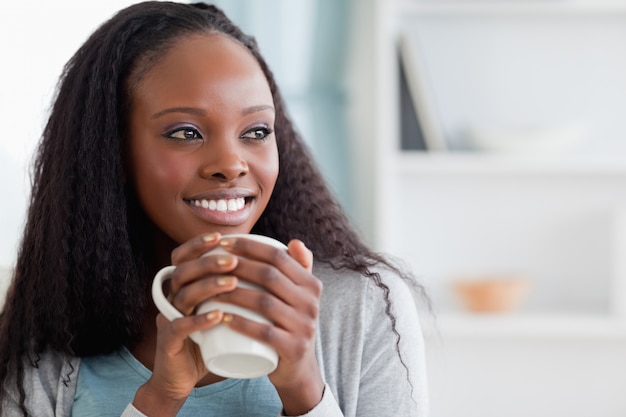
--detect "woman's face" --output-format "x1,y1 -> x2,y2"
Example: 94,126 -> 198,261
127,34 -> 278,245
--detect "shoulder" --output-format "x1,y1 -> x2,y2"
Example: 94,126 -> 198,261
313,260 -> 423,346
312,261 -> 430,415
2,350 -> 79,415
28,349 -> 78,382
313,260 -> 420,318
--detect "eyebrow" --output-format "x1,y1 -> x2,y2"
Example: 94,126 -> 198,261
242,104 -> 275,115
151,107 -> 206,119
151,105 -> 275,119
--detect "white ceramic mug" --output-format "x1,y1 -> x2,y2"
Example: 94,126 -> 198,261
152,234 -> 286,379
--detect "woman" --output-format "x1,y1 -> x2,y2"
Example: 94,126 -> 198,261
0,2 -> 429,416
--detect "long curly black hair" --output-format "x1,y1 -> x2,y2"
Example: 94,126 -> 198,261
0,1 -> 427,415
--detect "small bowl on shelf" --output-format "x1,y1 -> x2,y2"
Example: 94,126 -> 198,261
451,277 -> 531,314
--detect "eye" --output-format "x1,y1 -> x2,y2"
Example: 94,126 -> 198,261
241,126 -> 273,141
164,126 -> 203,141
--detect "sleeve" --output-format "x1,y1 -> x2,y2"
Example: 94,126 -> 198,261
121,403 -> 149,417
278,384 -> 343,417
356,272 -> 430,416
1,351 -> 79,417
304,265 -> 430,417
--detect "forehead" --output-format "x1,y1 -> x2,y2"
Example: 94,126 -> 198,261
131,33 -> 272,108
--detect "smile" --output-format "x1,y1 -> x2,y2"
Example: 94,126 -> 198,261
187,197 -> 246,212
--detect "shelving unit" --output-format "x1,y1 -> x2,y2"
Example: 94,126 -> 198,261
348,4 -> 626,414
394,1 -> 626,15
396,152 -> 626,176
349,0 -> 626,338
423,313 -> 626,340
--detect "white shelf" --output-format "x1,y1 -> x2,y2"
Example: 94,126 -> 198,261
422,313 -> 626,339
395,152 -> 626,176
362,1 -> 626,414
354,0 -> 626,342
395,1 -> 626,16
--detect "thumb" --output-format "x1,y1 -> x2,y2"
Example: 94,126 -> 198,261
287,239 -> 314,272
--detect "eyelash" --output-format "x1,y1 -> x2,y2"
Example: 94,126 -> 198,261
164,126 -> 202,142
163,126 -> 273,142
241,126 -> 273,141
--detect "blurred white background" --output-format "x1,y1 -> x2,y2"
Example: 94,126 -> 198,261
0,1 -> 142,267
348,1 -> 626,416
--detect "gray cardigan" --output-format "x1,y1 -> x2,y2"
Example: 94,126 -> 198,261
2,263 -> 429,416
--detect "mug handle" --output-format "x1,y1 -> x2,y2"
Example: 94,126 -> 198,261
151,265 -> 202,344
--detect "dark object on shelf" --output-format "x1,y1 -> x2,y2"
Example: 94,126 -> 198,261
397,33 -> 447,152
399,54 -> 427,151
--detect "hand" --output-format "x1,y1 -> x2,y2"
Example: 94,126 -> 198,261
134,232 -> 240,416
216,236 -> 325,415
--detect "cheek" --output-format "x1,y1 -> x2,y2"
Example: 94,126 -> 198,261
130,145 -> 191,198
260,148 -> 279,191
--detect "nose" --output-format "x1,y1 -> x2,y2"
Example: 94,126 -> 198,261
199,140 -> 249,181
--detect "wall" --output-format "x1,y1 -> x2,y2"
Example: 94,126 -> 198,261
0,1 -> 141,271
426,335 -> 626,417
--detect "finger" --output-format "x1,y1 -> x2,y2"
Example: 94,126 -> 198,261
157,309 -> 224,347
218,237 -> 312,287
218,236 -> 290,265
287,239 -> 313,272
216,286 -> 317,332
170,232 -> 221,265
221,313 -> 311,361
224,257 -> 299,303
172,275 -> 238,316
168,254 -> 238,296
220,255 -> 321,308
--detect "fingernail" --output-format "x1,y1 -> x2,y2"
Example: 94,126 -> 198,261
216,255 -> 234,266
206,311 -> 221,321
219,237 -> 236,248
203,233 -> 218,243
217,276 -> 236,286
222,313 -> 234,324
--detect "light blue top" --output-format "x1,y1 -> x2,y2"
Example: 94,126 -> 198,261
72,348 -> 281,417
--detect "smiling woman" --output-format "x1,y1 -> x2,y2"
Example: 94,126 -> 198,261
0,2 -> 429,417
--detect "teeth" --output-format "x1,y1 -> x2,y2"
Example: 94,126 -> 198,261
192,197 -> 245,212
